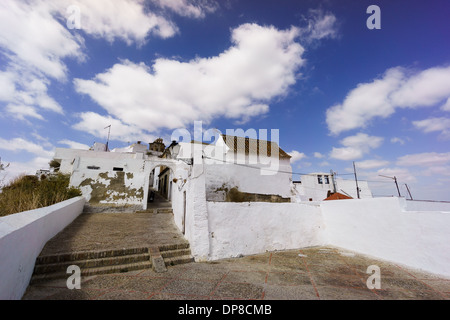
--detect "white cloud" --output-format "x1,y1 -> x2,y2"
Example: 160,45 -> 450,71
313,152 -> 324,158
442,98 -> 450,111
0,0 -> 81,121
0,137 -> 54,158
73,112 -> 157,143
390,66 -> 450,108
58,139 -> 90,150
0,0 -> 83,80
330,133 -> 383,161
300,8 -> 339,42
421,165 -> 450,177
5,104 -> 44,121
288,150 -> 307,163
412,117 -> 450,139
390,137 -> 405,145
355,159 -> 389,169
0,0 -> 214,123
396,152 -> 450,167
74,24 -> 305,135
326,66 -> 450,135
151,0 -> 218,19
64,0 -> 178,44
330,147 -> 363,161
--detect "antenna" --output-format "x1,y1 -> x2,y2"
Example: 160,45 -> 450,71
379,174 -> 401,197
104,125 -> 111,151
405,184 -> 413,200
353,162 -> 360,199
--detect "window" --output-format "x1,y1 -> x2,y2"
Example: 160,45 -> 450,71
87,165 -> 100,170
324,175 -> 330,184
113,167 -> 124,172
317,175 -> 323,184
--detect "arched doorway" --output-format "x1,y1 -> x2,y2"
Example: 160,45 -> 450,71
146,162 -> 176,210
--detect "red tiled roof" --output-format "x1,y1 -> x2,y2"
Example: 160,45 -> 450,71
221,134 -> 291,159
324,192 -> 353,201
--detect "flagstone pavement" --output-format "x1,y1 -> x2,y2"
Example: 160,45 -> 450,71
23,246 -> 450,300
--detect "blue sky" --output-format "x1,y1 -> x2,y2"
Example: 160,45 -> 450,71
1,0 -> 450,200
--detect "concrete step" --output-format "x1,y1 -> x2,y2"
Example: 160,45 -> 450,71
160,248 -> 192,259
135,208 -> 174,214
30,260 -> 153,284
36,247 -> 148,265
156,208 -> 173,214
33,253 -> 151,275
31,243 -> 194,282
164,255 -> 195,267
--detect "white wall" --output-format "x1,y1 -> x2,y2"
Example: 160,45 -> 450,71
405,200 -> 450,212
54,147 -> 144,174
204,161 -> 292,200
320,197 -> 450,277
177,141 -> 293,199
206,202 -> 326,260
0,197 -> 85,300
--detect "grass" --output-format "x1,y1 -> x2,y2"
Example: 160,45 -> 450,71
0,173 -> 82,217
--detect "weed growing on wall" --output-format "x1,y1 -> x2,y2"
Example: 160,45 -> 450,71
0,173 -> 82,217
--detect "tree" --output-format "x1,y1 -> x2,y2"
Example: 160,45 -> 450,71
49,159 -> 61,172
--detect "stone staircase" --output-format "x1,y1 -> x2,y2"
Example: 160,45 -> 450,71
30,242 -> 194,284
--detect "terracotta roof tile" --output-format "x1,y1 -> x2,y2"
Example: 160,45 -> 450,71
220,134 -> 291,159
324,192 -> 353,201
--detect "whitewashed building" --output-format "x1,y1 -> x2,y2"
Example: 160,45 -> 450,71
292,172 -> 373,202
51,134 -> 373,261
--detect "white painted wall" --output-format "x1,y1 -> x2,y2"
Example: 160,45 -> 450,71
0,197 -> 85,300
54,147 -> 144,174
176,141 -> 293,199
405,200 -> 450,212
204,161 -> 292,200
206,202 -> 326,260
182,150 -> 210,261
320,197 -> 450,277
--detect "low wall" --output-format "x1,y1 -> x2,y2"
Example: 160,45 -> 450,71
320,197 -> 450,277
405,199 -> 450,212
0,196 -> 85,300
206,202 -> 326,260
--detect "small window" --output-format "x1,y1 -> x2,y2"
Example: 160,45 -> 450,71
113,167 -> 124,172
87,165 -> 100,170
324,175 -> 330,184
317,175 -> 323,184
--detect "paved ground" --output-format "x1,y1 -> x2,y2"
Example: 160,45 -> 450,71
22,195 -> 450,301
38,210 -> 187,256
23,246 -> 450,300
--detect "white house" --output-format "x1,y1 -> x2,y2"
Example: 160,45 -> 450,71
50,134 -> 374,262
172,134 -> 293,203
292,172 -> 372,202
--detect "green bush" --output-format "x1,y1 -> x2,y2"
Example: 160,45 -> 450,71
0,173 -> 82,217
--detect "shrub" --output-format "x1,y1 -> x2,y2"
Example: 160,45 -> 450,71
0,173 -> 82,217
